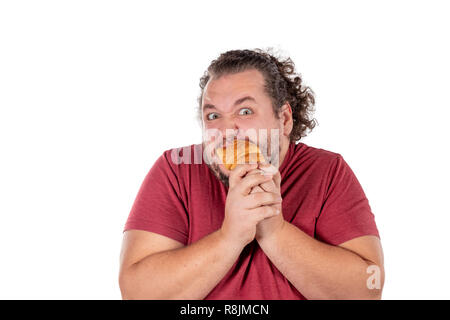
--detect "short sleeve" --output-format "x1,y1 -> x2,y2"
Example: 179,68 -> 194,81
123,151 -> 189,245
315,155 -> 380,246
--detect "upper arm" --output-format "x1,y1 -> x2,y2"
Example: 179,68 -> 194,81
119,229 -> 185,273
123,152 -> 190,245
316,155 -> 380,246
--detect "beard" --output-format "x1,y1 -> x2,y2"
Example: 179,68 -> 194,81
202,134 -> 281,189
207,161 -> 231,188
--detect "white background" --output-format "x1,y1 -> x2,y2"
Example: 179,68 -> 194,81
0,1 -> 449,299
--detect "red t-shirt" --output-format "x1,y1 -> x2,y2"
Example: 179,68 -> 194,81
123,142 -> 380,299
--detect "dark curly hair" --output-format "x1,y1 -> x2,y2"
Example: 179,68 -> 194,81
197,48 -> 317,142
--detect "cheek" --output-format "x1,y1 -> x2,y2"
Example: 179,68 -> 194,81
237,117 -> 264,129
254,118 -> 280,132
203,119 -> 227,131
202,119 -> 214,128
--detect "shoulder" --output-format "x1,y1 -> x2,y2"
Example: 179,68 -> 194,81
291,142 -> 343,169
158,143 -> 204,167
156,143 -> 212,185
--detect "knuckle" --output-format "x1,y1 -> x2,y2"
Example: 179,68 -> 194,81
257,207 -> 272,219
265,206 -> 274,214
251,174 -> 269,185
264,206 -> 276,215
261,192 -> 277,203
253,192 -> 264,201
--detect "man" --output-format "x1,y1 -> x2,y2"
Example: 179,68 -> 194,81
119,49 -> 384,299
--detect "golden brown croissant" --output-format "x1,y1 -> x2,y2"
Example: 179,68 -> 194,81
215,139 -> 266,170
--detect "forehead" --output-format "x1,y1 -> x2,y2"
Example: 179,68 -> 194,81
202,69 -> 266,107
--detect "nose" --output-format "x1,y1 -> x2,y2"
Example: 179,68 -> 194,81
218,118 -> 240,142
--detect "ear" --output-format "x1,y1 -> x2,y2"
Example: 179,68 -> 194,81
279,102 -> 293,137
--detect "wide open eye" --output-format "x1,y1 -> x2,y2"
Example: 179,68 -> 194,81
238,108 -> 253,116
206,113 -> 219,121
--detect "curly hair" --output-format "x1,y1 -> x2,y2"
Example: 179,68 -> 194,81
197,48 -> 317,142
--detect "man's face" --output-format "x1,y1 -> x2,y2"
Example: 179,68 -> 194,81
201,69 -> 284,187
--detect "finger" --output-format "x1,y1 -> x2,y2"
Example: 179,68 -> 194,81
249,205 -> 279,221
238,172 -> 274,195
245,192 -> 282,209
247,168 -> 276,193
246,168 -> 263,176
258,163 -> 277,175
228,163 -> 258,188
258,179 -> 277,193
250,185 -> 264,194
272,170 -> 281,189
258,164 -> 281,191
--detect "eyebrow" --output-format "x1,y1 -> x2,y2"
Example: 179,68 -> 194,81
202,96 -> 257,111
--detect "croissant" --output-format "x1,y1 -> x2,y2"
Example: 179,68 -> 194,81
215,139 -> 266,170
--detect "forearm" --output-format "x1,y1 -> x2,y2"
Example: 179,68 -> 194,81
257,222 -> 382,300
120,229 -> 242,299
